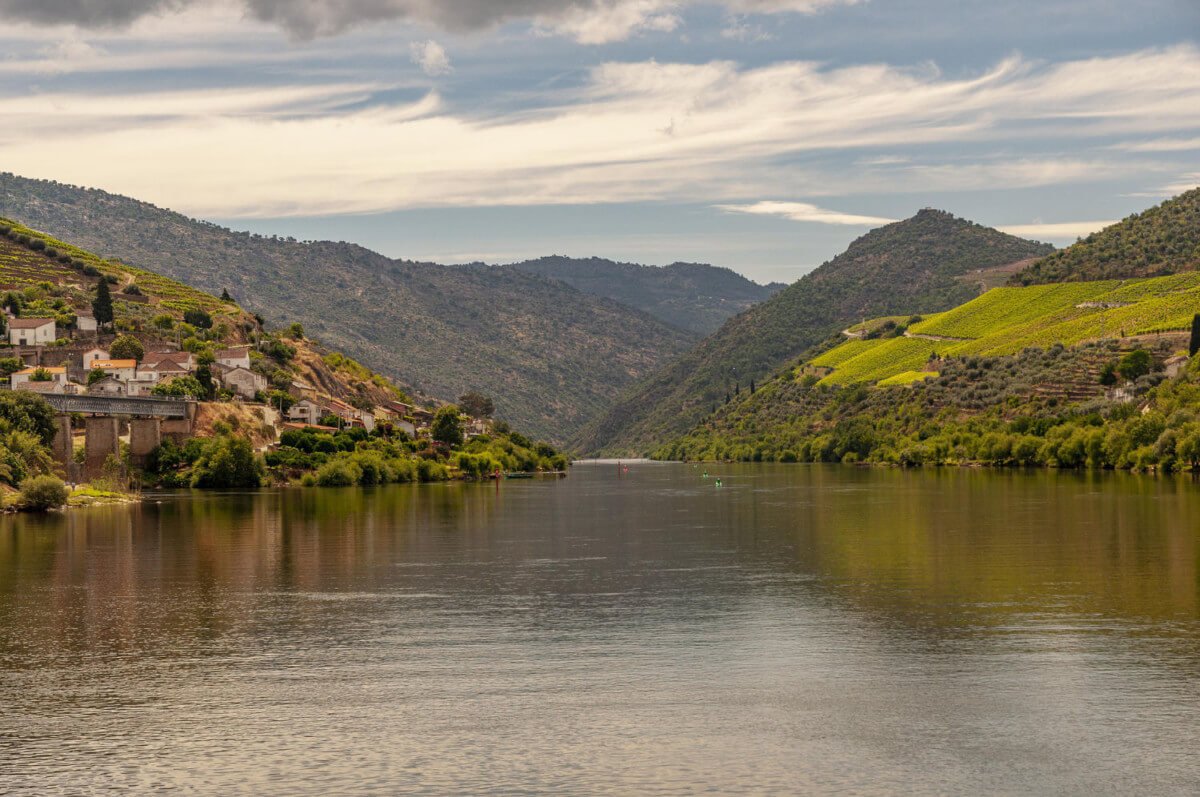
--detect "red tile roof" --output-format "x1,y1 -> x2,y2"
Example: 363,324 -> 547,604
8,318 -> 55,329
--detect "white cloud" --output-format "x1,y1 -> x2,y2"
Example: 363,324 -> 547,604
1111,136 -> 1200,153
409,40 -> 453,76
715,201 -> 895,225
0,47 -> 1197,217
997,221 -> 1117,240
1158,174 -> 1200,195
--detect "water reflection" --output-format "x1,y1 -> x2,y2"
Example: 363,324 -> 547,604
2,466 -> 1199,794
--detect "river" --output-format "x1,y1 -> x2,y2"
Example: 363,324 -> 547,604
2,463 -> 1199,794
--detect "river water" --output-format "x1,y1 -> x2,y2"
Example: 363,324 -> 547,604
1,463 -> 1199,794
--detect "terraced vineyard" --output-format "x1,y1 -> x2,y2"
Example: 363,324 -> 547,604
818,337 -> 941,386
0,217 -> 249,337
811,273 -> 1200,385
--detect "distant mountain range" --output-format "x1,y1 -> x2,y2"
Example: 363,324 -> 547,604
1012,187 -> 1200,284
0,173 -> 774,444
572,209 -> 1056,456
509,256 -> 783,336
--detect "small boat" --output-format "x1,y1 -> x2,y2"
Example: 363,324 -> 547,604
505,472 -> 535,480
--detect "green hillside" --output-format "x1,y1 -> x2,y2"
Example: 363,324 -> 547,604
509,256 -> 783,335
656,336 -> 1200,472
814,272 -> 1200,386
573,209 -> 1055,455
0,217 -> 248,337
1013,187 -> 1200,284
0,173 -> 694,444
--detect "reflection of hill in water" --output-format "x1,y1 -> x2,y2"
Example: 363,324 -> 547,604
1,468 -> 1197,649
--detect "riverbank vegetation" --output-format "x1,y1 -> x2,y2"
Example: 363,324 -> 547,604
142,410 -> 569,489
657,339 -> 1200,473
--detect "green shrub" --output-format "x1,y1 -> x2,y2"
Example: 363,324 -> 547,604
315,459 -> 360,487
190,436 -> 264,488
19,475 -> 68,510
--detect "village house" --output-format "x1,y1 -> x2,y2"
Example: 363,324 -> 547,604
82,347 -> 111,371
75,310 -> 98,334
90,359 -> 138,382
287,398 -> 323,426
15,379 -> 69,395
142,350 -> 195,371
8,318 -> 56,346
220,366 -> 268,400
87,375 -> 127,396
287,379 -> 316,400
11,366 -> 69,390
126,369 -> 162,397
215,346 -> 252,370
140,358 -> 192,382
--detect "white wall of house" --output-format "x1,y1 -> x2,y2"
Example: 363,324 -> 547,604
82,348 -> 111,370
288,400 -> 322,425
9,321 -> 56,346
98,365 -> 137,381
217,349 -> 252,370
11,368 -> 68,388
223,367 -> 266,399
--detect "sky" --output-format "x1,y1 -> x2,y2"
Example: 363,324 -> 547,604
0,1 -> 1197,284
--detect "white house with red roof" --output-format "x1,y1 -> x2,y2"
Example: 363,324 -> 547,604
8,318 -> 56,346
215,346 -> 252,370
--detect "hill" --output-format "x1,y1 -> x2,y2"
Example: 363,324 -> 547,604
508,256 -> 783,335
572,209 -> 1055,456
0,173 -> 694,444
1013,187 -> 1200,284
0,217 -> 411,411
809,273 -> 1200,386
655,335 -> 1199,471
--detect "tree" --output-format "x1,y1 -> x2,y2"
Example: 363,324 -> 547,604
109,335 -> 144,362
431,405 -> 464,447
0,358 -> 22,378
183,309 -> 213,329
1117,349 -> 1152,382
29,367 -> 53,383
0,391 -> 58,446
286,322 -> 304,339
1190,314 -> 1200,358
92,278 -> 114,329
195,365 -> 215,399
458,391 -> 495,419
86,367 -> 107,386
1099,362 -> 1118,386
152,376 -> 206,398
220,288 -> 234,302
190,436 -> 264,488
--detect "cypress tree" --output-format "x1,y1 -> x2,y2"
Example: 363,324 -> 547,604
1189,314 -> 1200,357
92,279 -> 114,329
221,288 -> 233,302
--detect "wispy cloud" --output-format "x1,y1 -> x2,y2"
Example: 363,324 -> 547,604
715,201 -> 895,225
997,220 -> 1117,240
1,47 -> 1198,217
1111,136 -> 1200,153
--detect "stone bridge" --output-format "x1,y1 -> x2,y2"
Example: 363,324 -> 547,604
42,394 -> 197,481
